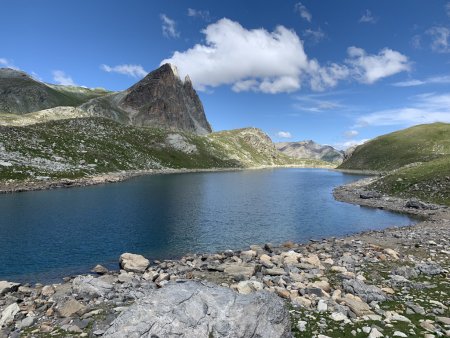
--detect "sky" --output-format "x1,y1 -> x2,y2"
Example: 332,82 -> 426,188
1,0 -> 449,149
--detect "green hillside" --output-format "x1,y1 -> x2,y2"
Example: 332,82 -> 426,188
0,117 -> 327,181
338,123 -> 450,205
338,123 -> 450,171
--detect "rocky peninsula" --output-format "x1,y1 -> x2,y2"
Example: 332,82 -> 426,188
0,178 -> 449,338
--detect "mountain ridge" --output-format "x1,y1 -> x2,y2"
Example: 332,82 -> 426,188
276,140 -> 344,163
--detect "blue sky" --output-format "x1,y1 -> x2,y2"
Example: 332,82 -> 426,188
1,0 -> 449,148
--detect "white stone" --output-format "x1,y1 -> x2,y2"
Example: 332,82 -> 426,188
368,327 -> 384,338
0,303 -> 20,327
317,299 -> 328,312
393,331 -> 407,337
330,312 -> 347,322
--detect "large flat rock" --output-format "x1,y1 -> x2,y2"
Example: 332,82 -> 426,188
104,280 -> 291,338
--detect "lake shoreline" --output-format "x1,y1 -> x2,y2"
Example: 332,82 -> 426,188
0,164 -> 334,194
1,177 -> 448,337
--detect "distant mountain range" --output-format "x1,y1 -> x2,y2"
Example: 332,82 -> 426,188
276,140 -> 344,163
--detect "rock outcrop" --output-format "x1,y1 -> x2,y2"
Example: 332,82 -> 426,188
104,280 -> 291,338
276,140 -> 343,163
81,64 -> 212,134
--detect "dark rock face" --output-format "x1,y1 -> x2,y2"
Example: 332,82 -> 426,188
104,280 -> 291,338
82,64 -> 212,134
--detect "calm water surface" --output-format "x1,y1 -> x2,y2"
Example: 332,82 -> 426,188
0,169 -> 414,282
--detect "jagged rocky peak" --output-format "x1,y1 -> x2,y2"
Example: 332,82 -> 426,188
116,63 -> 212,134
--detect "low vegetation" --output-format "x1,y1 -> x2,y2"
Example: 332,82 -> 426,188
0,117 -> 328,182
338,123 -> 450,205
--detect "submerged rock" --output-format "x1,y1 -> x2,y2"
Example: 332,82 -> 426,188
103,280 -> 291,338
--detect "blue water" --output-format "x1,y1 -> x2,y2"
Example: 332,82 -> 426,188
0,169 -> 414,283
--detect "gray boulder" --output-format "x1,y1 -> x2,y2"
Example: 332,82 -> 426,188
343,279 -> 387,303
104,280 -> 291,338
72,275 -> 114,298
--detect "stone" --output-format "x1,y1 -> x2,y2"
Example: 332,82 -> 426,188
391,266 -> 418,279
416,262 -> 442,275
317,299 -> 328,312
383,248 -> 400,260
420,320 -> 436,332
311,280 -> 331,293
330,312 -> 347,322
259,254 -> 274,268
393,331 -> 408,337
368,327 -> 383,338
301,254 -> 322,268
0,281 -> 20,296
360,191 -> 382,199
331,266 -> 347,273
103,281 -> 291,338
222,263 -> 256,279
119,253 -> 150,273
56,298 -> 86,317
0,302 -> 19,327
343,279 -> 386,303
384,311 -> 411,323
16,316 -> 36,329
264,267 -> 287,276
41,285 -> 55,297
91,264 -> 109,275
297,320 -> 307,332
436,316 -> 450,326
240,250 -> 257,261
275,287 -> 290,299
340,295 -> 373,317
232,281 -> 264,294
72,275 -> 113,298
291,296 -> 312,308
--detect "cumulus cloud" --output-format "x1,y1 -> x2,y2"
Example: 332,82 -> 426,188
294,2 -> 312,22
277,131 -> 293,139
100,64 -> 147,78
346,47 -> 410,84
359,10 -> 376,24
426,26 -> 450,53
52,70 -> 76,86
393,75 -> 450,87
344,130 -> 359,138
160,14 -> 179,38
187,8 -> 210,21
355,92 -> 450,127
162,19 -> 409,93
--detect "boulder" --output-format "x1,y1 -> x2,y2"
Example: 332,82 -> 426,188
0,281 -> 20,296
119,253 -> 150,273
221,263 -> 256,280
56,298 -> 86,318
343,279 -> 387,303
0,302 -> 19,327
103,281 -> 291,338
72,275 -> 114,298
340,295 -> 373,317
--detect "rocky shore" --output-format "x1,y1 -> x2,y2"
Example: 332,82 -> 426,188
0,179 -> 449,337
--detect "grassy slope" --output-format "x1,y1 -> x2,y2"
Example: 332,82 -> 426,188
0,118 -> 327,181
338,123 -> 450,205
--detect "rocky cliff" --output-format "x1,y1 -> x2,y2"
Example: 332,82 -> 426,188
276,140 -> 343,163
81,64 -> 212,134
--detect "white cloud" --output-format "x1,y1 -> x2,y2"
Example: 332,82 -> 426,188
426,26 -> 450,53
393,75 -> 450,87
277,131 -> 293,139
355,92 -> 450,127
359,10 -> 376,24
346,47 -> 410,84
344,130 -> 359,138
100,64 -> 147,78
294,2 -> 312,22
162,19 -> 409,94
0,58 -> 19,70
160,14 -> 179,38
292,93 -> 344,113
334,139 -> 369,150
52,70 -> 76,86
303,28 -> 325,43
187,8 -> 210,21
